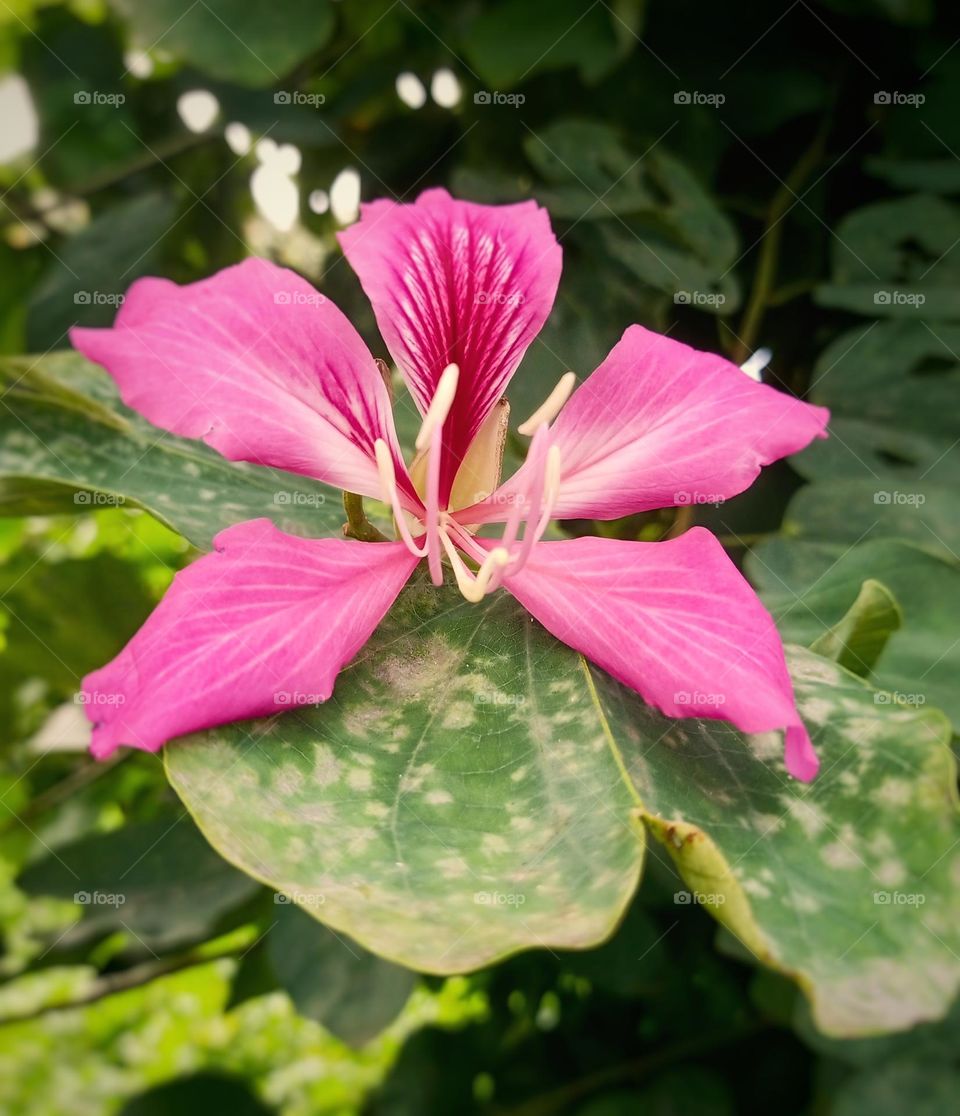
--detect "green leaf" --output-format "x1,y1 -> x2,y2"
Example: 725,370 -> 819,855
833,1061 -> 960,1116
792,320 -> 960,487
27,193 -> 178,350
167,584 -> 960,1036
0,352 -> 344,549
808,578 -> 902,676
107,0 -> 336,87
816,195 -> 960,318
268,902 -> 416,1045
463,0 -> 622,89
596,646 -> 960,1036
784,478 -> 960,564
166,581 -> 647,973
747,537 -> 960,724
117,1073 -> 275,1116
18,815 -> 260,953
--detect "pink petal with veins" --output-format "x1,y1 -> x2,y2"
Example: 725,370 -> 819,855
494,528 -> 818,780
71,258 -> 416,507
338,188 -> 561,501
473,324 -> 828,523
82,519 -> 418,759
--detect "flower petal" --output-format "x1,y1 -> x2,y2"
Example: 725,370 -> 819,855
474,324 -> 828,522
71,258 -> 416,506
494,528 -> 817,780
82,520 -> 418,759
338,188 -> 561,500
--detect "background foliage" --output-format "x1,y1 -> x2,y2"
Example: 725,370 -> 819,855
1,0 -> 959,1113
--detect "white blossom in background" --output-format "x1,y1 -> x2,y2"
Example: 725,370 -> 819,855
0,75 -> 38,164
396,71 -> 427,109
251,142 -> 301,232
330,168 -> 361,225
430,68 -> 462,108
177,89 -> 220,133
225,122 -> 252,156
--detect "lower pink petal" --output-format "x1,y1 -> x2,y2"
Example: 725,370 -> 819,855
494,529 -> 817,780
82,521 -> 418,758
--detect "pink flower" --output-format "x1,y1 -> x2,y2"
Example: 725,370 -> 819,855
71,188 -> 829,779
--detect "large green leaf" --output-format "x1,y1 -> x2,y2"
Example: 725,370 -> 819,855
0,352 -> 344,548
167,584 -> 960,1035
167,581 -> 647,973
596,647 -> 959,1036
747,537 -> 960,725
107,0 -> 336,87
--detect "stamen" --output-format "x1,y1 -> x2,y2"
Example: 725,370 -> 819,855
501,445 -> 562,579
415,363 -> 460,451
440,531 -> 509,602
425,423 -> 444,585
517,371 -> 576,436
374,439 -> 427,557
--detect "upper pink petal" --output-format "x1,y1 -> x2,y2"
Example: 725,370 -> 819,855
338,188 -> 561,502
82,520 -> 418,759
70,258 -> 416,507
494,528 -> 817,780
473,324 -> 828,523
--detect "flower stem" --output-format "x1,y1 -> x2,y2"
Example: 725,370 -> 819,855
342,492 -> 387,542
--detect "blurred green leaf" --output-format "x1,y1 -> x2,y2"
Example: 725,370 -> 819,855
107,0 -> 336,87
0,352 -> 344,547
808,578 -> 902,676
18,814 -> 260,952
268,903 -> 416,1045
27,193 -> 178,349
